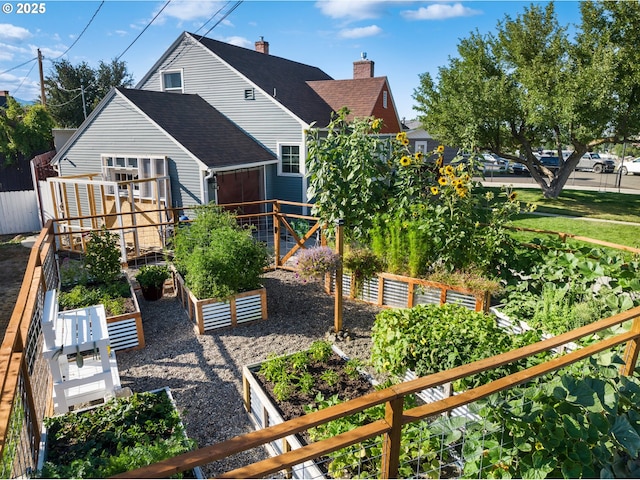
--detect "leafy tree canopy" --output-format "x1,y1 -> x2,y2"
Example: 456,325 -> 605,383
0,95 -> 54,165
413,1 -> 640,198
44,58 -> 133,128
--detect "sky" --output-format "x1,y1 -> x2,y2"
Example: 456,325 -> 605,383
0,0 -> 583,121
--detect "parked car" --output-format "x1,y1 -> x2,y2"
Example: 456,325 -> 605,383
575,152 -> 615,173
511,162 -> 529,175
618,157 -> 640,176
450,154 -> 509,173
538,156 -> 560,172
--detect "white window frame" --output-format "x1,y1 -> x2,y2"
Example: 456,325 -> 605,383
161,69 -> 184,93
415,141 -> 428,154
277,143 -> 302,176
102,155 -> 168,199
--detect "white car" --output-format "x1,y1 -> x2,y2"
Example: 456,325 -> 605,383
618,158 -> 640,175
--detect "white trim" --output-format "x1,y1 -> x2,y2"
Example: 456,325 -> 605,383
213,159 -> 278,173
277,142 -> 303,177
160,68 -> 184,93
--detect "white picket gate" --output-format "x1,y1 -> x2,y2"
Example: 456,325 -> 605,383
0,190 -> 41,235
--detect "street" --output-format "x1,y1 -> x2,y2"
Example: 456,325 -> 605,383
481,170 -> 640,194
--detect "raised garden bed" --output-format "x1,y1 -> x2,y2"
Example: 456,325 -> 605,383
174,270 -> 267,334
242,343 -> 376,479
326,271 -> 490,312
37,387 -> 202,478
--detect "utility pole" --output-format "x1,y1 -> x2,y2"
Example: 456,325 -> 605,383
37,48 -> 46,107
80,82 -> 87,120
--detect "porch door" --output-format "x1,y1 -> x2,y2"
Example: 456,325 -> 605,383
216,168 -> 263,214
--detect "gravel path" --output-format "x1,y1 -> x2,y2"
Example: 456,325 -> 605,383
116,269 -> 382,477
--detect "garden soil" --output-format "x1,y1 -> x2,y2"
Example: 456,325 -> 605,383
0,235 -> 33,338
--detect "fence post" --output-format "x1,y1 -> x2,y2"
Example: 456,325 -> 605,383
380,396 -> 403,479
622,314 -> 640,376
273,201 -> 281,268
334,219 -> 344,333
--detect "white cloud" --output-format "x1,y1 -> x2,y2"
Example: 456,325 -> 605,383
339,25 -> 383,39
0,24 -> 32,42
157,0 -> 226,23
401,3 -> 481,20
224,36 -> 252,49
315,0 -> 389,21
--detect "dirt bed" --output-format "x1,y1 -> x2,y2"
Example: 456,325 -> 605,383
0,235 -> 33,336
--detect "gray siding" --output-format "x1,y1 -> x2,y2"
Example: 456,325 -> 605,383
139,36 -> 307,203
58,94 -> 204,208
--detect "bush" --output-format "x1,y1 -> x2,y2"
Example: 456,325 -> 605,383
135,264 -> 170,288
343,248 -> 385,294
173,205 -> 269,299
295,246 -> 341,282
83,227 -> 122,284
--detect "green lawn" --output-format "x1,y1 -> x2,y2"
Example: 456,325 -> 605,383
482,187 -> 640,249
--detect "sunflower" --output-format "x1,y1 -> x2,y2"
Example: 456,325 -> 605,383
451,178 -> 461,187
438,176 -> 448,186
508,192 -> 518,202
456,186 -> 468,198
437,145 -> 445,153
401,137 -> 410,146
396,132 -> 407,142
444,165 -> 455,176
430,186 -> 439,195
414,151 -> 424,161
371,118 -> 381,129
435,156 -> 443,168
400,156 -> 412,167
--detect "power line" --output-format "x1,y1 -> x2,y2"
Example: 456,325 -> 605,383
0,57 -> 37,76
13,59 -> 37,96
115,0 -> 172,62
53,1 -> 105,60
198,1 -> 243,40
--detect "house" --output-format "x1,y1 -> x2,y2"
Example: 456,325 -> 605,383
50,32 -> 403,213
404,119 -> 459,163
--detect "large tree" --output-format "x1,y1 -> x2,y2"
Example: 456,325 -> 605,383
44,58 -> 134,128
413,1 -> 640,198
0,96 -> 54,165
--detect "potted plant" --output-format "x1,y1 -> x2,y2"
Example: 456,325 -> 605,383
135,264 -> 170,301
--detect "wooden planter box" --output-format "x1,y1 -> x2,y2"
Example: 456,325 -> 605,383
327,271 -> 490,312
242,345 -> 373,480
36,387 -> 203,478
173,271 -> 267,334
107,273 -> 145,351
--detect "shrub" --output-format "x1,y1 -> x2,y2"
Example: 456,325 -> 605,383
135,264 -> 170,288
83,227 -> 122,284
173,205 -> 269,299
343,248 -> 385,294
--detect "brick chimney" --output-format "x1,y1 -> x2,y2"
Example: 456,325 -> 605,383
255,36 -> 269,55
353,52 -> 374,79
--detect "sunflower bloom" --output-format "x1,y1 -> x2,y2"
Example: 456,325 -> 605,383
437,145 -> 445,153
438,176 -> 448,186
371,118 -> 381,129
400,156 -> 412,167
402,137 -> 409,146
444,165 -> 454,176
508,192 -> 518,202
435,156 -> 443,168
456,187 -> 468,198
430,186 -> 439,195
451,178 -> 461,187
396,132 -> 407,142
415,151 -> 424,161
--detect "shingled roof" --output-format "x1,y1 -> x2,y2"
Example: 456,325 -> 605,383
189,33 -> 336,126
117,88 -> 276,169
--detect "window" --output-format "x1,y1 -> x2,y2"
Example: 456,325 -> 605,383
162,71 -> 183,92
244,88 -> 255,100
280,145 -> 300,174
102,155 -> 168,199
415,141 -> 428,154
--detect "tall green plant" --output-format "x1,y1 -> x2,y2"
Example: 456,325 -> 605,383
306,107 -> 391,242
83,227 -> 122,284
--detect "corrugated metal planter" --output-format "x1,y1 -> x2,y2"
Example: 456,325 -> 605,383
242,345 -> 374,480
327,271 -> 490,312
173,270 -> 267,334
36,387 -> 203,478
107,273 -> 145,351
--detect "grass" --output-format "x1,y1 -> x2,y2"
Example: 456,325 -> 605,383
481,187 -> 640,249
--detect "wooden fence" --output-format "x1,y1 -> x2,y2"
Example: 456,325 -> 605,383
2,202 -> 640,478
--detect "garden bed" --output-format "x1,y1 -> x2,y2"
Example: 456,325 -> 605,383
242,344 -> 376,479
326,271 -> 490,312
37,387 -> 203,478
173,270 -> 267,334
